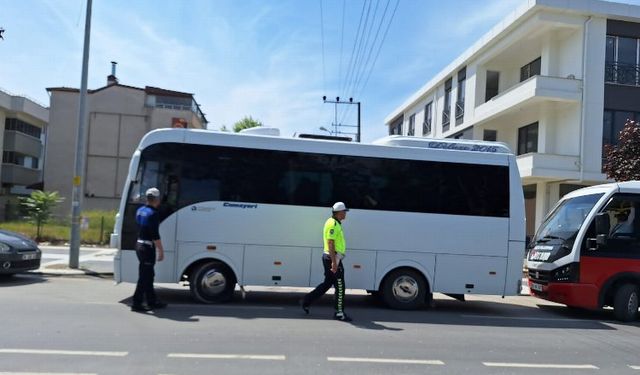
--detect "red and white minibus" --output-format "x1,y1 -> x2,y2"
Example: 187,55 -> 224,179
527,181 -> 640,321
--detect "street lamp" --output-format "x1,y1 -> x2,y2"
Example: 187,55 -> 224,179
319,126 -> 331,135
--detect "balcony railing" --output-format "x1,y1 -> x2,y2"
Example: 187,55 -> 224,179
442,109 -> 450,132
605,62 -> 640,86
423,119 -> 432,135
455,101 -> 465,119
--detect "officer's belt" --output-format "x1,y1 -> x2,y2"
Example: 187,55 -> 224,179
137,239 -> 153,246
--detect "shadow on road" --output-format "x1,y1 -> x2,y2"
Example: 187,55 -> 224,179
0,273 -> 48,287
116,287 -> 628,330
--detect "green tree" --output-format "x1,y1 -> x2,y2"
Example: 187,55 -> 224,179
603,119 -> 640,182
19,190 -> 64,241
233,116 -> 263,133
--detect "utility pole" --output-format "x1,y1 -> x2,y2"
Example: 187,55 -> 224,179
69,0 -> 93,268
322,96 -> 361,142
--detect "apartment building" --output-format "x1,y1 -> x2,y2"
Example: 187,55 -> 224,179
45,68 -> 208,215
385,0 -> 640,237
0,89 -> 49,219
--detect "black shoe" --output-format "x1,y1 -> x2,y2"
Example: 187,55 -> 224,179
299,299 -> 310,315
333,312 -> 352,322
131,304 -> 151,312
148,302 -> 168,310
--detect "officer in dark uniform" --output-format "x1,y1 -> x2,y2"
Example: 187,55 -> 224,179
131,187 -> 168,312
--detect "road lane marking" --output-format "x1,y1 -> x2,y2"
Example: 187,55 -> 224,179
168,353 -> 286,361
461,314 -> 590,322
483,362 -> 598,369
327,357 -> 444,365
630,365 -> 640,370
0,373 -> 96,375
0,349 -> 127,357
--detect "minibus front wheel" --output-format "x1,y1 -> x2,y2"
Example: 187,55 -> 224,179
189,261 -> 237,304
613,283 -> 639,322
380,268 -> 428,310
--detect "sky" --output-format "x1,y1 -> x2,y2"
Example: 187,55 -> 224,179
2,0 -> 640,142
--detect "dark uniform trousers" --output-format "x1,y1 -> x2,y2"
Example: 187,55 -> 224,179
132,242 -> 158,306
303,253 -> 346,313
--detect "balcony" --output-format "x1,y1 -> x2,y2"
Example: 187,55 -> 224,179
605,62 -> 640,86
516,153 -> 579,182
1,164 -> 41,186
473,75 -> 582,126
3,131 -> 42,158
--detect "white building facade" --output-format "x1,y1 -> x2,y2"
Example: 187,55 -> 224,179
45,70 -> 208,216
385,0 -> 640,238
0,89 -> 48,219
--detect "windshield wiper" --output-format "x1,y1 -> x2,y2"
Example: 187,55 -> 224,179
535,234 -> 564,243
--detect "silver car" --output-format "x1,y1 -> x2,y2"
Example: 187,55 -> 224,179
0,230 -> 41,274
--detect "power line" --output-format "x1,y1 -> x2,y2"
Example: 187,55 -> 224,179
338,0 -> 346,95
344,0 -> 379,100
340,0 -> 399,124
355,0 -> 399,98
352,0 -> 389,97
340,0 -> 367,96
342,0 -> 372,99
320,0 -> 326,95
339,0 -> 374,124
340,0 -> 382,125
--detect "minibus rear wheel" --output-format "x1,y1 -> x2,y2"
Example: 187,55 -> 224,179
381,268 -> 427,310
190,261 -> 236,304
613,283 -> 639,322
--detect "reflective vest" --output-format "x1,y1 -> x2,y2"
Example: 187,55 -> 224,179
323,217 -> 346,255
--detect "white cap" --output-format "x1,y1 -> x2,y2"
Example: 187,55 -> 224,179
145,187 -> 160,198
332,202 -> 349,212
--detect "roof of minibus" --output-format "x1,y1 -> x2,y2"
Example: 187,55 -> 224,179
137,128 -> 514,166
562,181 -> 640,201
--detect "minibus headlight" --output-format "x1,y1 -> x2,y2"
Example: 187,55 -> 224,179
552,262 -> 579,283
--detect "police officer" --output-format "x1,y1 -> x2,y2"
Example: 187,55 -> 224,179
301,202 -> 352,322
131,187 -> 168,312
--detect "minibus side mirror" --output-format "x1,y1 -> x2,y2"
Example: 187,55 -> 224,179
595,213 -> 610,246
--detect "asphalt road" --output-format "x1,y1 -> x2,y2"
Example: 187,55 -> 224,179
1,273 -> 640,375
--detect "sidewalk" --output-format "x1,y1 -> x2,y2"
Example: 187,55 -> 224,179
35,245 -> 116,277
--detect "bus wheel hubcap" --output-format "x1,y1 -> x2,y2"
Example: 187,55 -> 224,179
392,276 -> 419,302
201,269 -> 226,295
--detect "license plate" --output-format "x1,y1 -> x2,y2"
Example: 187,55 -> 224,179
530,282 -> 545,292
22,253 -> 37,260
529,250 -> 551,261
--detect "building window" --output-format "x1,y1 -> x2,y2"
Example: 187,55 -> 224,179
443,78 -> 452,132
408,114 -> 415,136
520,57 -> 541,82
483,130 -> 497,141
605,35 -> 640,86
485,71 -> 499,102
517,122 -> 538,155
456,67 -> 466,125
389,116 -> 403,135
602,109 -> 639,164
423,102 -> 433,136
4,118 -> 42,139
2,151 -> 38,169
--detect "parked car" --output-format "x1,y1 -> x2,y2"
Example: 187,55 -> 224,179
0,230 -> 41,275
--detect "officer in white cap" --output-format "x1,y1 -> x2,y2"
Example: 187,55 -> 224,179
301,202 -> 352,321
131,187 -> 167,312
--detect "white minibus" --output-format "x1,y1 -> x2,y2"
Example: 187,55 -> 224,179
112,129 -> 525,309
